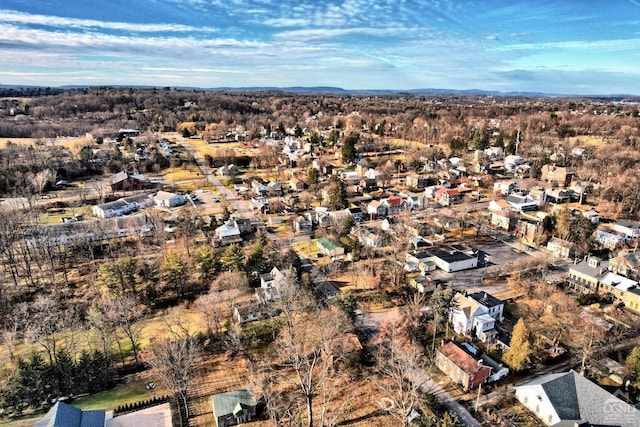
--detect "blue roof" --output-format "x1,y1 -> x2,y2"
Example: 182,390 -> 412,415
36,401 -> 105,427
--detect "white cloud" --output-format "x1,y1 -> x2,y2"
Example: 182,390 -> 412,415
0,9 -> 218,34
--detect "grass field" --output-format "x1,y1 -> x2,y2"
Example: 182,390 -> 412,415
74,378 -> 159,411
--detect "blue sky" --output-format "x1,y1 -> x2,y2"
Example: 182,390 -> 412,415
1,0 -> 640,94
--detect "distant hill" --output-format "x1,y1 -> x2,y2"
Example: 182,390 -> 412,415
0,83 -> 638,99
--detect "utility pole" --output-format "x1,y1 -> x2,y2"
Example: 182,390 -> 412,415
475,381 -> 482,412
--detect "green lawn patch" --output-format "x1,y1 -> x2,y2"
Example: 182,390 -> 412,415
73,379 -> 154,411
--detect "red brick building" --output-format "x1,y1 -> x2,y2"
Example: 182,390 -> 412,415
435,341 -> 491,391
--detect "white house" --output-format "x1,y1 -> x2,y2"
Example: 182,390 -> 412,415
505,194 -> 538,212
153,191 -> 185,208
214,219 -> 242,245
514,370 -> 640,427
614,219 -> 640,241
256,266 -> 294,304
450,291 -> 504,342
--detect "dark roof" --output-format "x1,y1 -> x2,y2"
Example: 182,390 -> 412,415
616,219 -> 640,229
515,370 -> 640,426
429,247 -> 474,263
468,291 -> 503,308
36,401 -> 105,427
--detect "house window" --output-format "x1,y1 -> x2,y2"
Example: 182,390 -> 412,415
523,396 -> 528,404
548,415 -> 553,423
535,404 -> 540,414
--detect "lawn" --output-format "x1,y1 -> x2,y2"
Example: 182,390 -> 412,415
74,378 -> 158,411
39,205 -> 93,225
0,138 -> 36,149
161,166 -> 204,182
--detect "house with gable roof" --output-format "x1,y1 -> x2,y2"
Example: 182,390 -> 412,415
36,401 -> 105,427
381,195 -> 406,215
514,370 -> 640,427
435,341 -> 492,391
450,291 -> 504,342
211,389 -> 258,427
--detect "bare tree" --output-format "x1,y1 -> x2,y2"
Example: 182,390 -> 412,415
105,293 -> 145,365
271,307 -> 350,427
146,335 -> 201,420
376,321 -> 427,427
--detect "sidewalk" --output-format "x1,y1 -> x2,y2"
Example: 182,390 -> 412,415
407,368 -> 483,427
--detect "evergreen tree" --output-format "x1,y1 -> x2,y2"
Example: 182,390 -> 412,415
220,244 -> 245,272
162,249 -> 188,298
194,245 -> 216,283
326,175 -> 348,210
52,349 -> 76,397
341,132 -> 359,164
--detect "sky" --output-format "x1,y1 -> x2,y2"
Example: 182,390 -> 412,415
1,0 -> 640,94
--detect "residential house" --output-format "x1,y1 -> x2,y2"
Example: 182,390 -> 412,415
540,164 -> 576,187
153,191 -> 185,208
488,199 -> 514,231
211,389 -> 258,427
514,370 -> 640,427
480,354 -> 509,383
214,219 -> 243,246
289,177 -> 304,192
544,188 -> 571,204
493,181 -> 516,196
366,200 -> 387,219
598,271 -> 638,301
504,155 -> 525,171
256,266 -> 294,303
467,291 -> 505,321
409,275 -> 437,293
251,180 -> 267,196
352,226 -> 382,248
381,195 -> 406,215
546,237 -> 575,259
450,291 -> 503,342
406,175 -> 430,190
344,206 -> 364,223
435,187 -> 461,206
595,228 -> 626,249
610,250 -> 640,280
614,219 -> 640,241
266,181 -> 283,196
293,215 -> 312,233
110,171 -> 146,191
251,196 -> 269,214
234,302 -> 264,324
36,401 -> 105,427
581,209 -> 600,224
566,255 -> 609,293
405,193 -> 426,211
435,341 -> 491,391
317,237 -> 345,257
359,178 -> 378,193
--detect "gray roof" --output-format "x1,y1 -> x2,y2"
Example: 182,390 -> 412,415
212,389 -> 257,418
36,401 -> 105,427
569,257 -> 609,279
515,370 -> 640,427
468,291 -> 503,308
